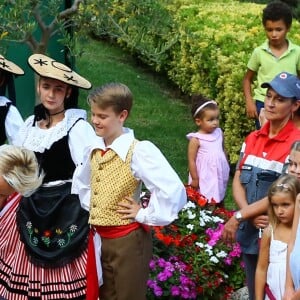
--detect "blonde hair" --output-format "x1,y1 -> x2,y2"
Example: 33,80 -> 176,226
290,140 -> 300,153
87,82 -> 133,115
268,174 -> 300,227
0,145 -> 43,196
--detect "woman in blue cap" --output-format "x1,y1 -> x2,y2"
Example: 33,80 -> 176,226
223,72 -> 300,300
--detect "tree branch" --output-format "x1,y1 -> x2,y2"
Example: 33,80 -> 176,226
59,0 -> 83,19
25,35 -> 38,52
33,3 -> 47,32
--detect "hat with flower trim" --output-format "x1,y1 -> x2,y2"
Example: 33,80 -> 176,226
0,55 -> 24,75
261,72 -> 300,100
28,53 -> 91,90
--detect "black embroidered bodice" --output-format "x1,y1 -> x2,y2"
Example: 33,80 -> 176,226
33,118 -> 82,183
35,134 -> 75,183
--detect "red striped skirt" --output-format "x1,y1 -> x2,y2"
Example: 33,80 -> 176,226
0,193 -> 87,299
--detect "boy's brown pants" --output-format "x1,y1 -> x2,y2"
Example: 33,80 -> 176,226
100,227 -> 152,300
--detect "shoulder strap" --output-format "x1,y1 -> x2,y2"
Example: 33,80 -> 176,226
67,117 -> 83,135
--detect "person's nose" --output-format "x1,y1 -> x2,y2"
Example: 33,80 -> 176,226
278,206 -> 284,214
91,115 -> 99,125
271,30 -> 277,38
48,88 -> 55,98
294,164 -> 300,174
266,97 -> 275,107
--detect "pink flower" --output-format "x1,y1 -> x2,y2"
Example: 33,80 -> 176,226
206,223 -> 224,246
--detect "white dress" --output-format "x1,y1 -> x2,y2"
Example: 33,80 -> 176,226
265,228 -> 287,300
290,222 -> 300,290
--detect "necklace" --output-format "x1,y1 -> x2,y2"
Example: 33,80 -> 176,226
45,109 -> 65,128
50,109 -> 65,116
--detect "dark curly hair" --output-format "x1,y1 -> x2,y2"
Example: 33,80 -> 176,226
190,94 -> 218,119
262,1 -> 293,28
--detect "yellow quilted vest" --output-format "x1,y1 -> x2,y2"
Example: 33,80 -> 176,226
89,140 -> 140,226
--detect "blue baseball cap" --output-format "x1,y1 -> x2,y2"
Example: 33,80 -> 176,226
261,72 -> 300,100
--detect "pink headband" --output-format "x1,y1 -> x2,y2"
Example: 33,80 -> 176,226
193,100 -> 217,117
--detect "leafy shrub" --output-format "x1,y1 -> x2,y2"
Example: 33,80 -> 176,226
81,0 -> 300,163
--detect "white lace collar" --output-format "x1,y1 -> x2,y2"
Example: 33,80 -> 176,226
18,109 -> 87,152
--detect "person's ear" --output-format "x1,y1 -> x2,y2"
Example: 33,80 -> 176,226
119,110 -> 128,122
66,87 -> 72,99
195,118 -> 202,126
293,100 -> 300,113
36,82 -> 40,95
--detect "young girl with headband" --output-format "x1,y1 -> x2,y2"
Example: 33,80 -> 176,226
186,94 -> 230,204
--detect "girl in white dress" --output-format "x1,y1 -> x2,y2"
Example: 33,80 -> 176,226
255,174 -> 300,300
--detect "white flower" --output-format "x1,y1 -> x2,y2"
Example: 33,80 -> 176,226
210,256 -> 219,263
199,218 -> 206,227
205,249 -> 213,256
200,210 -> 213,223
195,242 -> 204,248
205,244 -> 213,250
26,221 -> 32,229
58,239 -> 66,247
69,224 -> 78,233
186,224 -> 194,231
216,251 -> 227,258
187,210 -> 196,219
182,201 -> 196,210
212,216 -> 224,223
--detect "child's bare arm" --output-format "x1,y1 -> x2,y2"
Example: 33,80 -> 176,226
187,137 -> 200,189
284,194 -> 300,299
255,226 -> 271,300
243,69 -> 257,119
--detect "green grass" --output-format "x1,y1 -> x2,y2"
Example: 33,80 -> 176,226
76,37 -> 236,210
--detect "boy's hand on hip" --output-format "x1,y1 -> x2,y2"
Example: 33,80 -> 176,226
117,197 -> 141,220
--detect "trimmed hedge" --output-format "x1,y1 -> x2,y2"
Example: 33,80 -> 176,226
84,0 -> 300,163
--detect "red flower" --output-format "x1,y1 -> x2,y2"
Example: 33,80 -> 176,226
43,230 -> 52,237
185,185 -> 209,207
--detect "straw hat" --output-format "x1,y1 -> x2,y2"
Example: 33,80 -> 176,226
0,55 -> 24,75
28,53 -> 91,90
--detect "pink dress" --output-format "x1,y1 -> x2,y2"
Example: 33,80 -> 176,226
186,128 -> 230,203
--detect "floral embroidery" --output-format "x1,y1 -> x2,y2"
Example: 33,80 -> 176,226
26,222 -> 79,249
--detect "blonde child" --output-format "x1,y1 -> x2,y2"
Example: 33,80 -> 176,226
186,95 -> 230,203
255,174 -> 300,300
74,82 -> 187,300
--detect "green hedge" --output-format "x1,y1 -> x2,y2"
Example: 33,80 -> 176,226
83,0 -> 300,163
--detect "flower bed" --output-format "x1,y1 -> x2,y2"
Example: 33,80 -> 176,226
147,186 -> 245,299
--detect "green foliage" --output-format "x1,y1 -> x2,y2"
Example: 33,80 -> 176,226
85,0 -> 300,163
77,0 -> 178,71
0,0 -> 80,54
